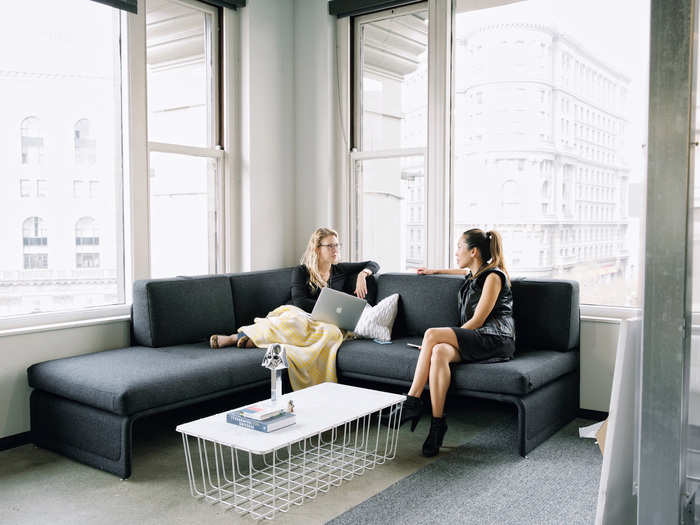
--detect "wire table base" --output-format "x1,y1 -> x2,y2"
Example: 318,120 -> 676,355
180,402 -> 403,521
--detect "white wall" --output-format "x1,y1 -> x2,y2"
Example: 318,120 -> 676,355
240,0 -> 297,270
293,0 -> 338,251
0,321 -> 130,438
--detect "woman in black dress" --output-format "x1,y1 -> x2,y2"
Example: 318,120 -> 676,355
394,228 -> 514,457
209,227 -> 379,348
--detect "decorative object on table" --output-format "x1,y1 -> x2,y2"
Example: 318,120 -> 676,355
352,293 -> 400,342
287,400 -> 295,413
262,343 -> 289,405
226,409 -> 296,432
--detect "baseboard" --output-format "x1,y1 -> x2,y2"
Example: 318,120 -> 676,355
578,409 -> 608,421
0,431 -> 30,451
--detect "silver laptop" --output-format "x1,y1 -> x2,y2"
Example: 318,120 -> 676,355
311,287 -> 367,331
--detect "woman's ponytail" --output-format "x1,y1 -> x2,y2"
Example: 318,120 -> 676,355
486,230 -> 509,280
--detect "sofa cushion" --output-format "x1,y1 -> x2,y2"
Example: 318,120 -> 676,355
27,345 -> 269,416
451,350 -> 579,395
228,268 -> 295,327
132,276 -> 236,348
337,336 -> 425,383
337,339 -> 578,396
376,274 -> 462,337
511,279 -> 580,352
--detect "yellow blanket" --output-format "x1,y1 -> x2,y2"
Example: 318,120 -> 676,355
238,305 -> 344,391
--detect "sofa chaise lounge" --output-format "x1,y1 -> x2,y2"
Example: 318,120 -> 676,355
27,268 -> 580,479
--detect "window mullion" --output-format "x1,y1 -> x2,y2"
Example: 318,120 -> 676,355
426,0 -> 452,269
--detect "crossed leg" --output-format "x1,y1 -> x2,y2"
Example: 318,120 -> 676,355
407,327 -> 462,417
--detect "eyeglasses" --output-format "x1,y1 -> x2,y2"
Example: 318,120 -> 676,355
319,243 -> 342,250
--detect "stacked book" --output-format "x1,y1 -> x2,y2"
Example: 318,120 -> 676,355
226,401 -> 296,432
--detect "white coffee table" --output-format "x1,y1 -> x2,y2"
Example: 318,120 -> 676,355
176,382 -> 406,520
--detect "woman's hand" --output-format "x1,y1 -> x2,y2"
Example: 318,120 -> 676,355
416,268 -> 435,275
355,271 -> 369,299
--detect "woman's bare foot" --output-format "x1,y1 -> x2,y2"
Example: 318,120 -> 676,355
210,334 -> 238,349
236,335 -> 256,348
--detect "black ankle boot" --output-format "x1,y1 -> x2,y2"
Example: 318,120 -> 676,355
422,416 -> 447,457
381,395 -> 424,431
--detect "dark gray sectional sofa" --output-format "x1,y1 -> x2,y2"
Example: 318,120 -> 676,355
27,267 -> 579,479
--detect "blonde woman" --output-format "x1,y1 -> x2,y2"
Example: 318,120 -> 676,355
384,229 -> 514,457
210,227 -> 379,349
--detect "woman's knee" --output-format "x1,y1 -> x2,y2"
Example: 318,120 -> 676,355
430,343 -> 453,364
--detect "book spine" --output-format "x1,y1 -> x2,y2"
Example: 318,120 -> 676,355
226,413 -> 272,432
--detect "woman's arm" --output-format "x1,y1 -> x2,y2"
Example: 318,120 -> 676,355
290,266 -> 317,313
336,260 -> 380,276
461,272 -> 502,330
417,268 -> 467,275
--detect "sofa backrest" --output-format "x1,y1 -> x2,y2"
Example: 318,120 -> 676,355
376,273 -> 579,353
376,273 -> 462,338
132,275 -> 236,347
511,278 -> 579,352
227,267 -> 296,327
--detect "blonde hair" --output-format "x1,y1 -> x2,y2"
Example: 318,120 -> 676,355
463,228 -> 509,282
300,227 -> 338,292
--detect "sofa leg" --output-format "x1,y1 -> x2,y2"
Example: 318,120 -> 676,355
515,371 -> 579,457
30,390 -> 133,479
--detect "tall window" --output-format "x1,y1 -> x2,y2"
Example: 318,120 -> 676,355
0,0 -> 125,316
450,0 -> 649,307
74,119 -> 96,165
22,217 -> 48,270
20,116 -> 44,165
146,0 -> 222,278
352,3 -> 428,272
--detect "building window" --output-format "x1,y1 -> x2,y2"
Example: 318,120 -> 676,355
76,253 -> 100,269
22,217 -> 48,269
74,119 -> 96,165
75,217 -> 99,246
20,116 -> 44,165
20,179 -> 32,197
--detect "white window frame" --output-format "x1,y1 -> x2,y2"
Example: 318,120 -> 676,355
350,0 -> 450,267
146,0 -> 225,276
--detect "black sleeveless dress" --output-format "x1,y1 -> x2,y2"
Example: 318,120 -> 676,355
451,268 -> 515,363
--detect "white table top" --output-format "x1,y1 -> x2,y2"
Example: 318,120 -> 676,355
176,382 -> 406,455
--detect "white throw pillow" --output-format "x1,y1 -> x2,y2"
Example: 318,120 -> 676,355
353,293 -> 400,342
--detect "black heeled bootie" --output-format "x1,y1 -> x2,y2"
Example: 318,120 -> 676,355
381,395 -> 424,431
422,416 -> 447,457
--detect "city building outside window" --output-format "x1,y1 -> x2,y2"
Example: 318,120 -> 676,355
0,0 -> 125,317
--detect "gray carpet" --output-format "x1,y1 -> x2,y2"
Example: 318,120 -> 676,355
328,415 -> 602,525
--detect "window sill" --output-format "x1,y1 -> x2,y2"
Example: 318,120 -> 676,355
0,305 -> 132,337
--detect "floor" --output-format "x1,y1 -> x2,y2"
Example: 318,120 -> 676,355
0,391 -> 595,525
